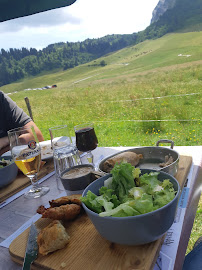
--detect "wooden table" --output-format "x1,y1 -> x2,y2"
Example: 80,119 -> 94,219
0,146 -> 201,270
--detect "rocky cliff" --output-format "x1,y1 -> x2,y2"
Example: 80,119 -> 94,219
151,0 -> 176,23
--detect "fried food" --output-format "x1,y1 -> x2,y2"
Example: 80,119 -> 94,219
37,204 -> 81,220
103,152 -> 143,173
37,220 -> 70,256
49,194 -> 81,207
37,205 -> 46,215
159,155 -> 174,167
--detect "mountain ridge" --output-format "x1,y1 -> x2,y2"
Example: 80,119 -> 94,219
151,0 -> 176,24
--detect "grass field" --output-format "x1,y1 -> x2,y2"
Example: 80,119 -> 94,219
1,31 -> 201,254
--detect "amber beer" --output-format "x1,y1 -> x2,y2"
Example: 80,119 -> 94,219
8,126 -> 50,198
14,147 -> 41,177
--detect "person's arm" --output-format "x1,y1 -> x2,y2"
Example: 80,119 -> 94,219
0,92 -> 44,151
0,121 -> 44,156
24,121 -> 44,142
0,136 -> 10,156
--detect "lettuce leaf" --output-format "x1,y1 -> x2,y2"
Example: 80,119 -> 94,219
111,162 -> 135,202
99,193 -> 154,217
153,179 -> 176,209
131,193 -> 154,214
99,186 -> 120,208
129,187 -> 145,199
80,191 -> 103,213
132,167 -> 141,179
81,187 -> 120,214
139,172 -> 161,195
99,201 -> 141,217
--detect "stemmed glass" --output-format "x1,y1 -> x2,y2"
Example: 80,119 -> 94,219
74,122 -> 98,167
8,126 -> 50,199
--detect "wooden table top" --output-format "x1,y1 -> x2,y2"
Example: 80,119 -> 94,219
0,146 -> 201,270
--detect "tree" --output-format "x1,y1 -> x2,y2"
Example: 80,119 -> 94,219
100,60 -> 107,67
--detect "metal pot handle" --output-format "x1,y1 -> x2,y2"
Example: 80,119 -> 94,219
156,139 -> 174,149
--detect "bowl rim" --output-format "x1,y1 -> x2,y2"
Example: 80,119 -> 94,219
60,164 -> 95,180
0,155 -> 15,167
81,169 -> 180,220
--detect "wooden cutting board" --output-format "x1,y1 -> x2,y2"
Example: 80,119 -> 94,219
9,155 -> 192,270
0,159 -> 54,202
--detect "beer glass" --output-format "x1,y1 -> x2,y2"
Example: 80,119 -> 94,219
74,122 -> 98,166
8,126 -> 50,198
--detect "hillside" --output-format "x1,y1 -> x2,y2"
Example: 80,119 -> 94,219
0,31 -> 201,164
0,0 -> 201,87
0,31 -> 200,151
1,31 -> 201,95
0,34 -> 137,87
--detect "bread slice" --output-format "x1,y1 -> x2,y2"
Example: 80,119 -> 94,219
37,220 -> 70,256
103,152 -> 143,173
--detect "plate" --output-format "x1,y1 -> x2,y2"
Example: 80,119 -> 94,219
40,140 -> 53,160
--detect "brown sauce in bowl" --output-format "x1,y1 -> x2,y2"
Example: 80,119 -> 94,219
62,166 -> 93,179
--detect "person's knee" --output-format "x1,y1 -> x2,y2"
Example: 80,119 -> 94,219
182,240 -> 202,270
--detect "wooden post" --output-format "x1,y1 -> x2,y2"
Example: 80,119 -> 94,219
24,97 -> 34,121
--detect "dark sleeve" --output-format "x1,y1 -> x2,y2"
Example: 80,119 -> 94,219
0,91 -> 32,137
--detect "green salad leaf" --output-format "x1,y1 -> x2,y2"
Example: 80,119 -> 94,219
81,190 -> 103,213
153,179 -> 176,209
81,162 -> 176,217
0,158 -> 12,168
110,162 -> 136,202
99,201 -> 140,217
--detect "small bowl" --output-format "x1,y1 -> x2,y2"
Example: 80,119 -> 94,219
60,164 -> 95,191
82,169 -> 180,245
0,156 -> 18,188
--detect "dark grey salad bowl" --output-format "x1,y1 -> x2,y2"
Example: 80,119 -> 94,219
0,155 -> 18,188
60,164 -> 94,191
81,169 -> 180,245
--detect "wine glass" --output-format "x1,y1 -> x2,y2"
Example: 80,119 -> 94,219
74,122 -> 98,167
8,126 -> 50,199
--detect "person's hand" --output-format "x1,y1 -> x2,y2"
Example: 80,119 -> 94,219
19,132 -> 35,145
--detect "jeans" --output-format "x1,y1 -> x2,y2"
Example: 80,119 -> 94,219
182,241 -> 202,270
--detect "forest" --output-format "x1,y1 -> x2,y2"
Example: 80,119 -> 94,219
0,34 -> 138,86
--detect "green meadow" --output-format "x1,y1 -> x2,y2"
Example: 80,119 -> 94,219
2,32 -> 201,147
1,32 -> 201,253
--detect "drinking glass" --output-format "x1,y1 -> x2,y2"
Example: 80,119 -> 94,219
74,122 -> 98,166
49,125 -> 81,190
8,126 -> 50,198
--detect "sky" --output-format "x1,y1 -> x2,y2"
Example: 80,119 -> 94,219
0,0 -> 159,51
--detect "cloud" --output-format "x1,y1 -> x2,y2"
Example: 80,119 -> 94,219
0,8 -> 81,33
0,0 -> 159,50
